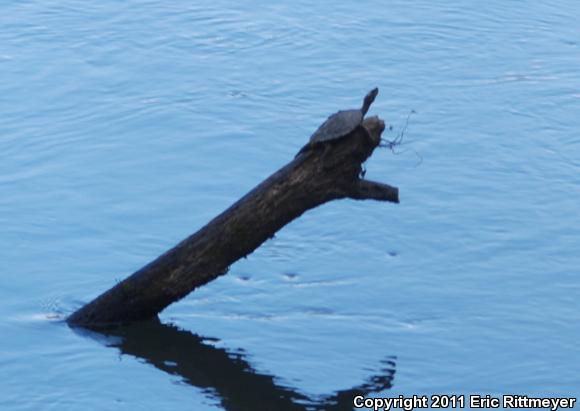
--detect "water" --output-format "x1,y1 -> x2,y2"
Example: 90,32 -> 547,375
1,0 -> 579,409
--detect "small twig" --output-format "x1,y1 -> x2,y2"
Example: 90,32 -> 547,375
380,110 -> 423,166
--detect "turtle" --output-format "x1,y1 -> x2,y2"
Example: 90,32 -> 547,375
296,87 -> 379,157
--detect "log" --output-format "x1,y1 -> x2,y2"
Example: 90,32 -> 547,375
67,113 -> 398,328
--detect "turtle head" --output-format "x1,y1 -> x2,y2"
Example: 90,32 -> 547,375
361,87 -> 379,116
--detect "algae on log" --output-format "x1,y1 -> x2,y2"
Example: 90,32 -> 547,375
67,115 -> 398,328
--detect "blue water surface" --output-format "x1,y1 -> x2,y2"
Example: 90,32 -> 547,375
1,1 -> 579,410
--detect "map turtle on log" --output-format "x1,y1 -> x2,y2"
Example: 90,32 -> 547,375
296,88 -> 379,156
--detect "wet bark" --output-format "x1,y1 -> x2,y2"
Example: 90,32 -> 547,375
67,116 -> 398,328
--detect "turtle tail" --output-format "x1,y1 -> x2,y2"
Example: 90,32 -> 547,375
295,141 -> 313,158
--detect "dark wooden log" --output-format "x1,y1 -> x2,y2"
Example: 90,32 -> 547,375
67,115 -> 398,327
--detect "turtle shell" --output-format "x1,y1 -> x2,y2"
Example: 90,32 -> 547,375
295,88 -> 378,158
308,109 -> 363,144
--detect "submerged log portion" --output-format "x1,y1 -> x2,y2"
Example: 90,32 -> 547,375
68,114 -> 398,328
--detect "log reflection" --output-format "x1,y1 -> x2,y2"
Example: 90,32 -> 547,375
74,319 -> 396,411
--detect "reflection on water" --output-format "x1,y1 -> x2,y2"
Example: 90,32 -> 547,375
72,319 -> 395,411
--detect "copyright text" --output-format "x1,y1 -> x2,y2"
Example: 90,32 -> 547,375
352,394 -> 577,410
